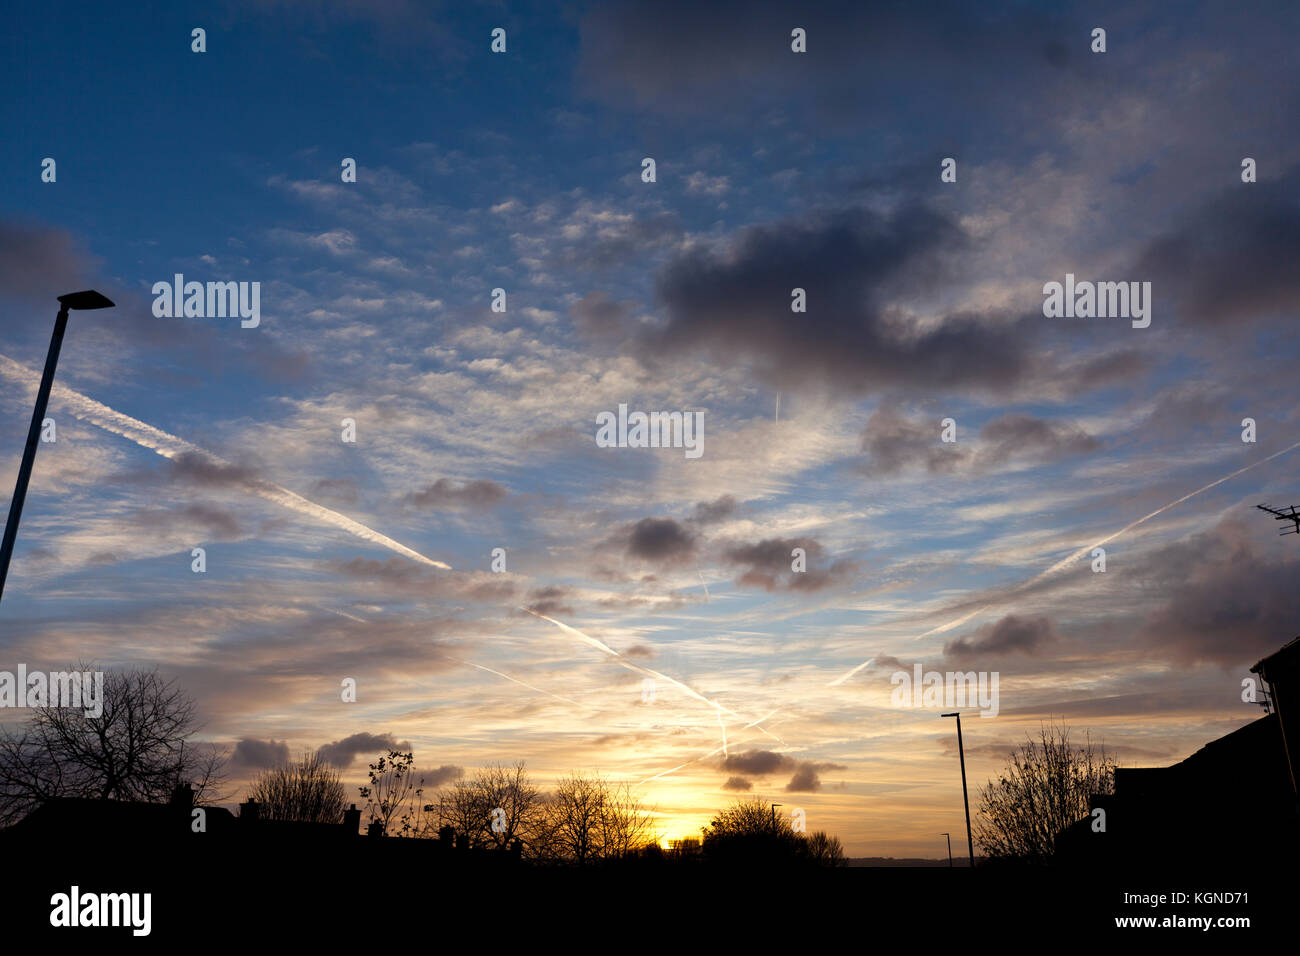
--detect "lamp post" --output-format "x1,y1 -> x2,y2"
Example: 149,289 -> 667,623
941,712 -> 975,868
0,290 -> 114,604
770,802 -> 782,830
941,832 -> 952,867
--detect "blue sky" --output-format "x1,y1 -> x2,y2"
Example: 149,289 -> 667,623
3,0 -> 1300,854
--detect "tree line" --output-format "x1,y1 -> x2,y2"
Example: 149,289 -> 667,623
2,666 -> 1110,866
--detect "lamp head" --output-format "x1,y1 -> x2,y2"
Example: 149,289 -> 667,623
57,290 -> 115,311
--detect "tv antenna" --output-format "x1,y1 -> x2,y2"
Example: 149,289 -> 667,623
1256,503 -> 1300,536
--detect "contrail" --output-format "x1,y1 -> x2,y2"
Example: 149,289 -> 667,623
443,655 -> 587,709
520,606 -> 744,720
0,353 -> 451,570
697,566 -> 710,603
644,441 -> 1300,783
827,438 -> 1300,684
636,727 -> 779,785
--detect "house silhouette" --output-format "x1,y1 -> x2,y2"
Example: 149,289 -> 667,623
1057,638 -> 1300,866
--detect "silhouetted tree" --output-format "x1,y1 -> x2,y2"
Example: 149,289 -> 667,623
976,719 -> 1115,864
803,830 -> 847,866
436,760 -> 541,850
246,752 -> 346,824
703,796 -> 845,867
359,749 -> 426,836
544,772 -> 656,863
0,666 -> 226,826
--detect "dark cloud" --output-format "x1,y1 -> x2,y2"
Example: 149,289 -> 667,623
623,517 -> 697,564
1136,517 -> 1300,667
691,494 -> 738,525
132,502 -> 242,541
643,203 -> 1044,398
526,586 -> 574,617
721,537 -> 853,592
719,750 -> 845,793
945,614 -> 1059,659
330,557 -> 517,602
165,453 -> 261,487
571,291 -> 638,340
418,764 -> 464,788
577,0 -> 1085,132
0,219 -> 312,382
310,477 -> 360,506
722,750 -> 794,776
316,732 -> 411,768
1137,169 -> 1300,326
858,409 -> 1098,476
406,478 -> 508,511
0,220 -> 97,311
623,644 -> 655,659
785,761 -> 846,793
231,737 -> 291,769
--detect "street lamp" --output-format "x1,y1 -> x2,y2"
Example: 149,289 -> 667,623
0,290 -> 115,604
941,712 -> 975,868
770,803 -> 782,829
941,832 -> 952,867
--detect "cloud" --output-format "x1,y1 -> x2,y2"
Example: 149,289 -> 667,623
721,750 -> 793,776
785,761 -> 846,793
691,494 -> 738,525
133,502 -> 243,541
570,291 -> 638,341
858,409 -> 1098,476
622,517 -> 697,564
316,732 -> 411,768
1136,517 -> 1300,667
526,586 -> 574,617
719,750 -> 845,792
309,477 -> 361,506
945,614 -> 1059,658
1137,169 -> 1300,326
643,203 -> 1044,398
164,453 -> 261,488
577,0 -> 1080,129
231,737 -> 291,769
721,537 -> 853,592
329,557 -> 516,602
418,764 -> 464,788
0,220 -> 98,310
405,478 -> 508,511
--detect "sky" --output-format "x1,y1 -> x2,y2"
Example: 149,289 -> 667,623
2,0 -> 1299,856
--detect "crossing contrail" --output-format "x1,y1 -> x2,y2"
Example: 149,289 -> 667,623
827,437 -> 1300,684
641,440 -> 1300,785
519,606 -> 741,716
443,655 -> 587,709
0,353 -> 451,570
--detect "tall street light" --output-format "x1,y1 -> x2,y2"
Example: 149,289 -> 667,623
0,290 -> 115,604
941,712 -> 975,868
941,832 -> 952,867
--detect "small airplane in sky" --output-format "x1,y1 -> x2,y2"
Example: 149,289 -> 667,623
1256,503 -> 1300,535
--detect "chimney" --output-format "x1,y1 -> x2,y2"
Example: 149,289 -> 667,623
239,798 -> 260,823
169,782 -> 195,809
343,804 -> 361,836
